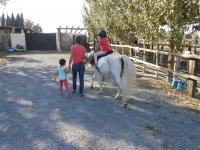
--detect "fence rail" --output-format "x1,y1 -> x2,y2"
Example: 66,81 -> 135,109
110,44 -> 200,98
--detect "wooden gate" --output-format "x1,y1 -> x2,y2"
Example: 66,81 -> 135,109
25,33 -> 56,50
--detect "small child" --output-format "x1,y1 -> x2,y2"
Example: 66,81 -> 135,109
55,58 -> 70,97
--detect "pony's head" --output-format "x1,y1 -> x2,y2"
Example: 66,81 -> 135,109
85,51 -> 94,65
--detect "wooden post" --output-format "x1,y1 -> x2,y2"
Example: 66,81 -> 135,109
186,59 -> 189,70
155,43 -> 159,78
174,56 -> 177,71
188,59 -> 198,97
159,45 -> 164,65
122,47 -> 124,54
129,48 -> 133,57
143,40 -> 146,73
56,28 -> 62,53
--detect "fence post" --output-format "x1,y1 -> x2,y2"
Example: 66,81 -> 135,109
174,56 -> 178,71
129,48 -> 133,57
159,45 -> 164,65
143,41 -> 146,73
155,43 -> 159,78
56,28 -> 61,53
188,59 -> 198,97
122,47 -> 124,54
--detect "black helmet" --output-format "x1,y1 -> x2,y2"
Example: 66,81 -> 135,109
98,29 -> 107,38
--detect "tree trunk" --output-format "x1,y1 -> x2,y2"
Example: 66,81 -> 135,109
168,40 -> 174,77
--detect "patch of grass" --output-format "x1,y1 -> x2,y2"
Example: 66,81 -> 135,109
144,124 -> 160,132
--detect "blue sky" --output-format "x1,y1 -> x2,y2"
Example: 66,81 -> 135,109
0,0 -> 85,32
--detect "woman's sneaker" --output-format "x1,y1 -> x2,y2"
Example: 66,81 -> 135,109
71,90 -> 76,94
79,93 -> 84,97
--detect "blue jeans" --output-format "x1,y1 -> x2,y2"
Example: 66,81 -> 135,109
72,63 -> 85,94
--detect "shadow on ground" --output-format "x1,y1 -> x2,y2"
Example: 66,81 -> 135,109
0,52 -> 200,150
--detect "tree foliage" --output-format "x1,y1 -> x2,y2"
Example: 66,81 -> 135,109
1,13 -> 6,26
0,0 -> 8,5
83,0 -> 200,51
3,13 -> 24,27
24,19 -> 43,32
1,12 -> 42,32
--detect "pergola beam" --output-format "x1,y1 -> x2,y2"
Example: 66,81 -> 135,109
57,26 -> 87,34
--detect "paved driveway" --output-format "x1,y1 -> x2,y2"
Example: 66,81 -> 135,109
0,51 -> 200,150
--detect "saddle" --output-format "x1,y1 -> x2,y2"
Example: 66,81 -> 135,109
90,50 -> 113,65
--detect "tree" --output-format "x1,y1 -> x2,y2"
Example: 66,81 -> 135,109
32,23 -> 42,32
6,14 -> 10,26
20,13 -> 24,27
0,0 -> 9,5
15,13 -> 21,27
1,13 -> 6,26
83,0 -> 200,77
83,0 -> 200,45
24,19 -> 43,32
10,12 -> 15,26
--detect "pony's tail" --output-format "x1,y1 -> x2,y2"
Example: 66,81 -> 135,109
120,55 -> 136,96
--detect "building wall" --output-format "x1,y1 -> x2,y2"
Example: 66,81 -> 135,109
10,33 -> 26,50
0,33 -> 10,50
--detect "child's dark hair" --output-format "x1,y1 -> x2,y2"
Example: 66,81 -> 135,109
98,29 -> 107,38
59,58 -> 66,66
75,36 -> 82,44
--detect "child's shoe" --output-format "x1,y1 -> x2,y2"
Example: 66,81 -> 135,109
59,92 -> 62,95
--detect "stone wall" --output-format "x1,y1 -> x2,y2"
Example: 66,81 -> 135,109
0,33 -> 11,51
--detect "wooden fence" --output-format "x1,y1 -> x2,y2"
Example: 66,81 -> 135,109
110,44 -> 200,98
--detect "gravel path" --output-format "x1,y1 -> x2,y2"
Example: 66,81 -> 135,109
0,50 -> 200,150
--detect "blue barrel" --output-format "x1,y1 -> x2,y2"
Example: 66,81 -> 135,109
177,82 -> 182,91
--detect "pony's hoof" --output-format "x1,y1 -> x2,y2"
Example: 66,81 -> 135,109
123,103 -> 128,108
90,86 -> 94,89
98,91 -> 102,94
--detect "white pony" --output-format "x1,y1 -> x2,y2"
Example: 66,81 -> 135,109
85,51 -> 136,107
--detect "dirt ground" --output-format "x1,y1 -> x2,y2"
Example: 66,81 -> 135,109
0,50 -> 200,150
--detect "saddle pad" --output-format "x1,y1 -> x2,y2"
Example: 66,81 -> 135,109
98,56 -> 107,68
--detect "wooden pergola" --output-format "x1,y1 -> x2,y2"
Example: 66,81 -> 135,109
56,26 -> 88,52
57,26 -> 87,34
